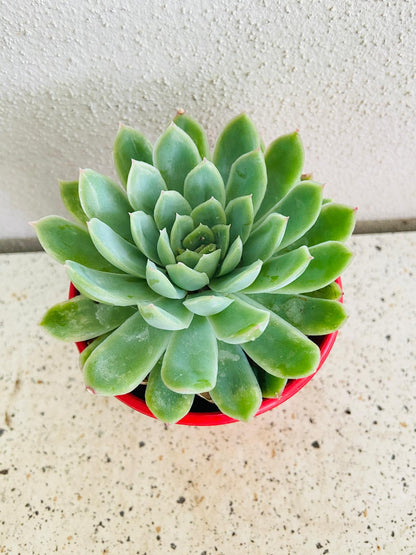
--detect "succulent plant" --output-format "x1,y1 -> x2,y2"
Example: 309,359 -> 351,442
34,112 -> 355,423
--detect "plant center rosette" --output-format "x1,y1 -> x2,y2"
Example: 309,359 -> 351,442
34,112 -> 355,423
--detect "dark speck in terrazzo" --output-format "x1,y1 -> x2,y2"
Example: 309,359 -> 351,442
311,441 -> 320,448
0,429 -> 5,437
375,245 -> 382,251
0,469 -> 9,475
170,543 -> 177,549
139,441 -> 145,447
176,496 -> 185,504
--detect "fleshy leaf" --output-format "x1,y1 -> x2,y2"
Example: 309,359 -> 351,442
130,211 -> 161,264
225,195 -> 254,244
193,249 -> 221,278
173,110 -> 210,160
210,259 -> 262,294
216,236 -> 243,277
252,363 -> 288,398
182,223 -> 214,251
285,202 -> 356,251
84,312 -> 171,395
113,124 -> 153,187
126,161 -> 167,214
241,213 -> 288,265
260,181 -> 323,251
79,169 -> 133,241
33,216 -> 117,272
183,292 -> 233,316
208,294 -> 269,344
169,214 -> 194,254
305,281 -> 342,300
242,299 -> 321,379
161,315 -> 218,393
139,297 -> 193,331
88,218 -> 147,278
166,262 -> 209,291
213,113 -> 261,184
210,342 -> 262,421
212,224 -> 230,260
248,293 -> 347,335
153,123 -> 201,194
243,246 -> 312,293
145,357 -> 194,423
79,332 -> 113,368
153,190 -> 191,233
191,197 -> 226,228
66,261 -> 157,306
146,260 -> 185,299
256,131 -> 304,219
157,228 -> 176,266
40,296 -> 136,341
277,241 -> 353,294
183,159 -> 225,207
59,180 -> 88,226
175,249 -> 201,268
225,150 -> 267,215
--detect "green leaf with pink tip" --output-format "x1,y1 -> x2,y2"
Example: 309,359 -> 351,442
166,262 -> 209,291
225,195 -> 254,244
153,123 -> 201,194
208,294 -> 269,344
88,218 -> 147,278
157,228 -> 176,266
161,315 -> 218,394
40,296 -> 136,342
183,292 -> 233,316
284,202 -> 357,251
59,180 -> 88,226
216,236 -> 243,277
191,197 -> 226,228
145,357 -> 194,423
242,246 -> 312,293
241,213 -> 288,265
84,311 -> 171,395
241,297 -> 320,379
256,131 -> 304,219
130,211 -> 161,264
184,159 -> 225,207
126,161 -> 167,214
169,214 -> 194,254
145,260 -> 185,299
153,190 -> 191,233
33,216 -> 117,272
210,259 -> 262,294
113,124 -> 153,187
209,342 -> 262,422
247,292 -> 347,335
213,113 -> 261,184
225,150 -> 267,215
79,169 -> 133,241
277,241 -> 353,294
66,261 -> 157,306
173,111 -> 210,160
259,181 -> 323,251
139,297 -> 193,331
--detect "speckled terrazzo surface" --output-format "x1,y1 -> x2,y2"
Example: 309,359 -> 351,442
0,232 -> 415,554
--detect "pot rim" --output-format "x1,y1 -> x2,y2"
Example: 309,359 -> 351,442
70,278 -> 343,426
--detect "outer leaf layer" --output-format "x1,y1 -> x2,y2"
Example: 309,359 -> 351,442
113,124 -> 153,187
84,312 -> 171,395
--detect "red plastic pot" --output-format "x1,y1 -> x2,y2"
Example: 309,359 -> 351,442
70,278 -> 342,426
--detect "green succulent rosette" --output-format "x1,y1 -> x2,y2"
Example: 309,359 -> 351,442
34,112 -> 355,423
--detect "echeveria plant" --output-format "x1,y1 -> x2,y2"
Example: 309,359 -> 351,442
34,112 -> 355,423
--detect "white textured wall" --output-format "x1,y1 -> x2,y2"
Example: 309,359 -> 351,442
1,0 -> 415,240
